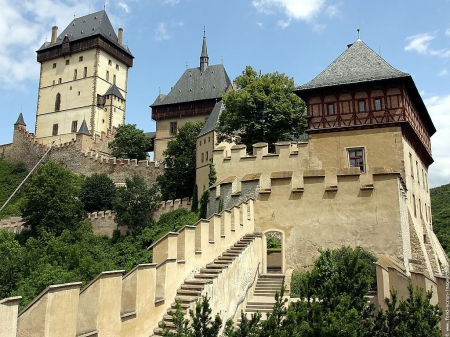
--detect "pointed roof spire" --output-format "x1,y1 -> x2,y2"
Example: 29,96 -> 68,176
14,112 -> 26,126
77,119 -> 90,135
200,27 -> 209,72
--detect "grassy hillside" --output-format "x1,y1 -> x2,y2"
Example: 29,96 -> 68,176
431,183 -> 450,253
0,159 -> 28,218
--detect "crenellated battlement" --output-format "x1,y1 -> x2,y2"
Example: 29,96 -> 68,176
1,200 -> 262,337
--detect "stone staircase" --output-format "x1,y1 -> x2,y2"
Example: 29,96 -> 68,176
239,274 -> 284,323
152,234 -> 259,336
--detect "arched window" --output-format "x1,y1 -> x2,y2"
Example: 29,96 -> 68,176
55,93 -> 61,111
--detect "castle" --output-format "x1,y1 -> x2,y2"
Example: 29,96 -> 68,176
1,10 -> 449,337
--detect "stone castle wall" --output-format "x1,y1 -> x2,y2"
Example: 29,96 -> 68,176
1,200 -> 260,337
0,126 -> 161,186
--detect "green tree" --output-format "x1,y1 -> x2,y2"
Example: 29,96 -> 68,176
157,121 -> 204,200
21,161 -> 85,237
0,230 -> 25,299
113,174 -> 159,232
108,124 -> 151,160
430,183 -> 450,253
80,173 -> 117,212
191,184 -> 199,212
217,66 -> 307,151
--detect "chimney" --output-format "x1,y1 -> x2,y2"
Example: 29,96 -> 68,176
118,28 -> 123,45
51,26 -> 58,44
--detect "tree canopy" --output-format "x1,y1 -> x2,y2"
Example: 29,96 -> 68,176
21,161 -> 86,237
80,173 -> 117,212
157,121 -> 204,200
108,124 -> 151,160
113,174 -> 159,232
216,66 -> 307,150
430,183 -> 450,252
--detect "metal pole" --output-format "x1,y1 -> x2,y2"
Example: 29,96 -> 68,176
0,140 -> 56,214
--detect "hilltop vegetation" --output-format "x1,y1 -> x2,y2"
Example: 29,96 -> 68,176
0,159 -> 28,218
0,161 -> 200,308
430,183 -> 450,252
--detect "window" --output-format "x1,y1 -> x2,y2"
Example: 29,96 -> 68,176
52,123 -> 58,136
409,153 -> 414,179
413,194 -> 417,217
374,98 -> 382,110
358,100 -> 365,112
116,64 -> 119,70
206,151 -> 208,161
52,80 -> 55,85
201,153 -> 204,162
65,59 -> 70,65
106,71 -> 109,81
52,63 -> 56,68
113,74 -> 116,84
71,121 -> 78,133
170,122 -> 177,134
55,93 -> 61,111
348,148 -> 365,172
79,56 -> 83,62
58,78 -> 62,84
108,59 -> 112,66
327,103 -> 334,115
73,69 -> 77,80
83,67 -> 87,78
416,161 -> 420,185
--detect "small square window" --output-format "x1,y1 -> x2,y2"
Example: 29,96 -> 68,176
358,100 -> 365,112
52,63 -> 56,68
116,64 -> 119,70
327,103 -> 334,115
79,56 -> 83,62
52,123 -> 58,136
58,78 -> 62,84
348,148 -> 365,172
170,122 -> 177,135
374,98 -> 382,110
108,59 -> 112,66
71,121 -> 78,133
65,59 -> 70,65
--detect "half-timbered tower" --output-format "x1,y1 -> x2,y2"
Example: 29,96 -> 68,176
295,38 -> 439,275
150,33 -> 232,161
35,10 -> 133,145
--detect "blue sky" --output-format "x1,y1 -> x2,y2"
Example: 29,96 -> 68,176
0,0 -> 449,187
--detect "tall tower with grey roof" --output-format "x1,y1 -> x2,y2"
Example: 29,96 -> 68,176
151,33 -> 232,161
35,10 -> 133,145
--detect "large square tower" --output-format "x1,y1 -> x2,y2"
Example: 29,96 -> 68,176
35,10 -> 133,145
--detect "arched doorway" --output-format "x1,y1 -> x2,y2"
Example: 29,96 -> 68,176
263,230 -> 285,274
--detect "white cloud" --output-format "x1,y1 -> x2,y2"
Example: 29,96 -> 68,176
118,2 -> 130,13
163,0 -> 180,5
0,0 -> 104,90
277,18 -> 291,29
425,94 -> 450,187
325,2 -> 342,18
446,28 -> 450,36
155,22 -> 171,41
252,0 -> 325,22
256,22 -> 263,27
405,33 -> 436,54
438,69 -> 448,76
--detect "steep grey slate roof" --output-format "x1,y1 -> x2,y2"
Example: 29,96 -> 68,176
198,101 -> 224,137
38,10 -> 132,56
297,39 -> 409,91
151,64 -> 231,106
145,131 -> 156,139
104,84 -> 124,100
151,94 -> 167,106
77,119 -> 90,135
15,113 -> 26,126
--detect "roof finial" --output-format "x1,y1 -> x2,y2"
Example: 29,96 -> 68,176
159,87 -> 161,95
200,27 -> 209,72
186,61 -> 188,69
357,28 -> 361,41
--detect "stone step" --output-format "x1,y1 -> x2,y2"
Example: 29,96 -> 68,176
194,273 -> 217,279
200,268 -> 222,274
184,279 -> 213,285
206,263 -> 227,269
171,302 -> 190,310
177,289 -> 202,296
222,252 -> 239,257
